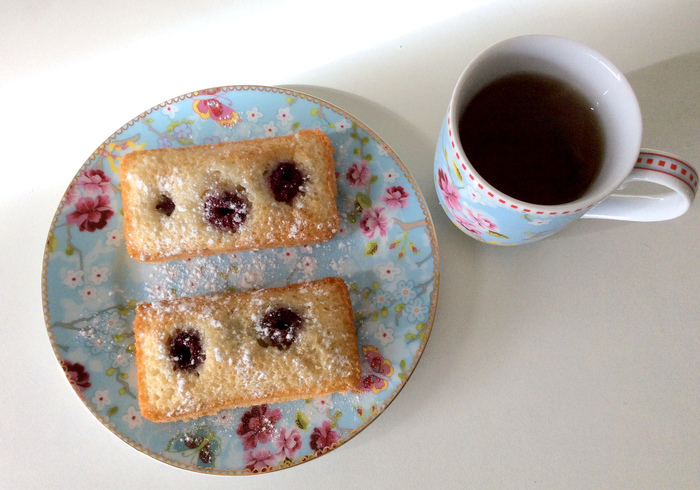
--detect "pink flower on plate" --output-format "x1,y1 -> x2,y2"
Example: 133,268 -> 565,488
77,169 -> 111,195
64,183 -> 79,206
465,208 -> 498,232
346,161 -> 371,187
380,185 -> 409,209
360,207 -> 391,239
245,447 -> 278,471
309,420 -> 339,454
274,426 -> 303,459
66,195 -> 114,232
237,405 -> 283,450
358,344 -> 393,394
63,361 -> 91,392
437,168 -> 461,210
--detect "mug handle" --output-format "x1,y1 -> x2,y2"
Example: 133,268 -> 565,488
582,149 -> 698,221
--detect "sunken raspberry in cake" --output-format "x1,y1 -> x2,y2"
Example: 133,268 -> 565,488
120,129 -> 339,262
133,277 -> 361,423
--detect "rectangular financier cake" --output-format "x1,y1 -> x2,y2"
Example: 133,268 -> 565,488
120,129 -> 339,262
134,277 -> 362,423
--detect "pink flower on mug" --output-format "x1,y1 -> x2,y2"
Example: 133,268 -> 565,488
437,168 -> 461,210
274,426 -> 303,459
66,195 -> 114,232
77,169 -> 111,195
380,185 -> 409,209
237,405 -> 283,450
360,207 -> 392,239
309,420 -> 339,454
455,214 -> 483,235
465,209 -> 498,231
346,161 -> 371,187
244,447 -> 278,471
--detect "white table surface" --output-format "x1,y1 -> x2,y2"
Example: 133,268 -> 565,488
3,1 -> 700,488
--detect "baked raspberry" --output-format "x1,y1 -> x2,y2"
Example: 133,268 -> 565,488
268,161 -> 305,204
203,191 -> 248,231
257,307 -> 303,350
169,329 -> 205,371
155,195 -> 175,216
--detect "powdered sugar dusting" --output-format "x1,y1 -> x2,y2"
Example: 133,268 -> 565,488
213,347 -> 223,362
48,88 -> 439,474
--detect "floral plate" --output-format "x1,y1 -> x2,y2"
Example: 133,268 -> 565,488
41,86 -> 439,474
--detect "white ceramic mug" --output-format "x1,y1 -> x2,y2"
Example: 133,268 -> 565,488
434,35 -> 697,245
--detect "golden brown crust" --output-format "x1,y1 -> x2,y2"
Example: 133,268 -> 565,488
120,129 -> 339,262
119,151 -> 140,261
132,309 -> 153,419
134,277 -> 361,423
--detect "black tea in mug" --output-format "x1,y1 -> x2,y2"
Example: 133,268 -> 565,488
458,73 -> 606,205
